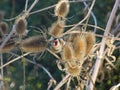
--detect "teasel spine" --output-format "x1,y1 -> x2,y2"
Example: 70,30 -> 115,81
21,36 -> 48,53
72,33 -> 87,61
85,31 -> 96,55
49,20 -> 65,38
65,63 -> 80,77
61,42 -> 74,62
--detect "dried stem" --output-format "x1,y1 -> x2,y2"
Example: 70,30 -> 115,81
54,74 -> 71,90
0,52 -> 30,69
82,0 -> 97,32
9,52 -> 55,82
63,0 -> 95,36
29,0 -> 91,15
88,0 -> 120,89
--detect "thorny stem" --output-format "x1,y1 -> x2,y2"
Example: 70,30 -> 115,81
0,54 -> 3,89
63,0 -> 95,36
0,0 -> 39,52
82,0 -> 97,33
9,52 -> 55,84
27,0 -> 39,13
0,25 -> 16,52
0,52 -> 30,69
89,0 -> 120,90
29,0 -> 91,15
54,74 -> 71,90
25,0 -> 29,12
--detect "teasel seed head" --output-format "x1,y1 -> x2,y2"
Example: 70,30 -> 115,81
15,18 -> 27,35
0,22 -> 9,35
0,40 -> 16,53
21,36 -> 48,53
65,62 -> 80,77
85,31 -> 96,55
55,0 -> 69,18
72,34 -> 87,60
49,21 -> 65,38
61,42 -> 74,62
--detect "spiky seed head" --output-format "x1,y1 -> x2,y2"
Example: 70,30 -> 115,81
55,0 -> 69,18
65,62 -> 80,77
72,34 -> 87,60
21,36 -> 47,53
0,41 -> 15,53
85,32 -> 96,55
0,22 -> 9,34
15,18 -> 27,35
49,21 -> 65,38
61,42 -> 74,62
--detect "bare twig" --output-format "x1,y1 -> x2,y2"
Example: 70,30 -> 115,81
0,52 -> 30,69
62,0 -> 95,36
88,0 -> 120,89
9,52 -> 55,82
29,0 -> 91,15
54,74 -> 70,90
82,0 -> 97,33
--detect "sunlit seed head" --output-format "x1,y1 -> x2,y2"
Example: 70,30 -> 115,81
85,31 -> 96,55
61,42 -> 74,62
49,21 -> 65,38
21,36 -> 48,53
15,18 -> 27,35
55,0 -> 69,18
0,41 -> 16,53
72,34 -> 87,60
65,63 -> 80,77
0,22 -> 9,34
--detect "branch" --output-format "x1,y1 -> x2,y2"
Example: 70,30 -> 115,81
88,0 -> 120,89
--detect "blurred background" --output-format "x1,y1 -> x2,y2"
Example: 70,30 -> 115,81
0,0 -> 120,90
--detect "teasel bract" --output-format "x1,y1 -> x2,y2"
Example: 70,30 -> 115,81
0,21 -> 9,35
49,21 -> 65,38
21,36 -> 48,53
61,42 -> 74,62
15,17 -> 27,36
55,0 -> 69,18
71,33 -> 87,60
65,62 -> 80,77
85,31 -> 96,55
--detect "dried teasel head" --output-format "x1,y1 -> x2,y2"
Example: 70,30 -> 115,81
55,0 -> 69,18
65,62 -> 80,77
61,42 -> 74,62
21,36 -> 48,53
15,17 -> 27,35
0,22 -> 9,35
0,40 -> 16,53
85,31 -> 96,55
72,33 -> 87,60
50,38 -> 65,53
49,21 -> 65,38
